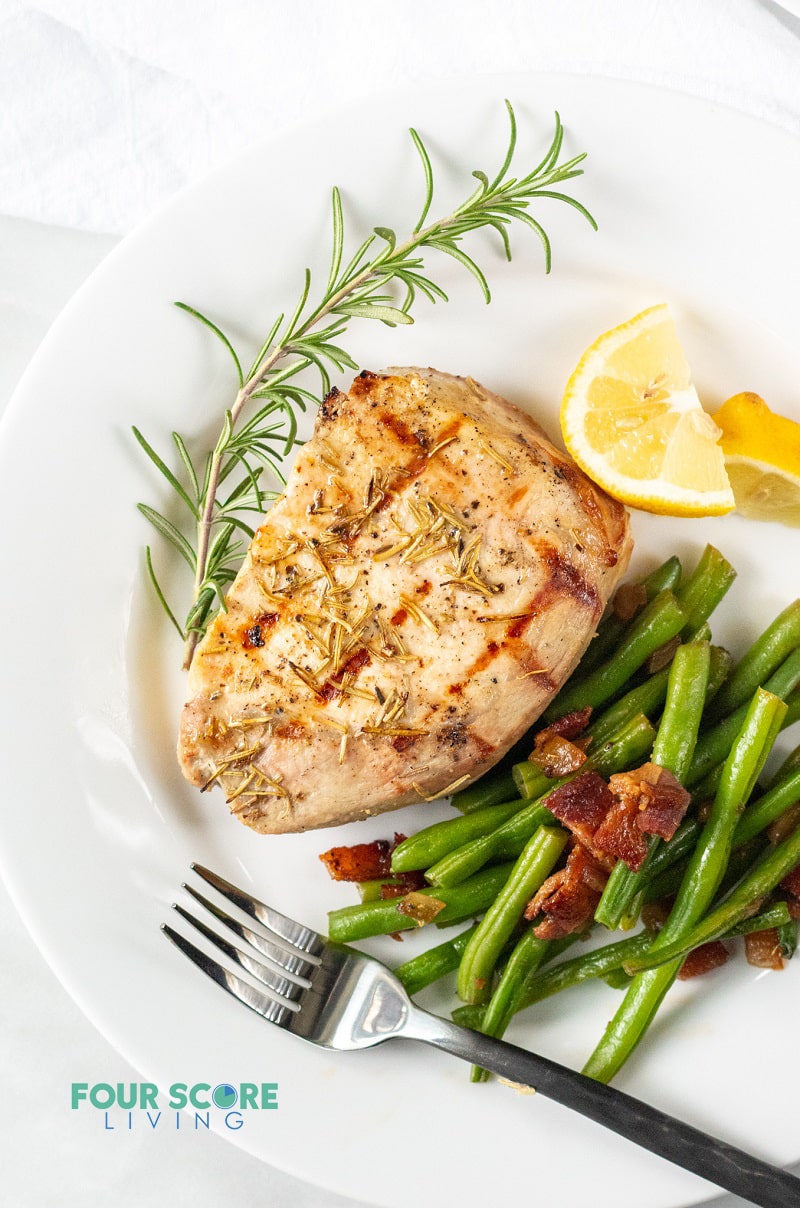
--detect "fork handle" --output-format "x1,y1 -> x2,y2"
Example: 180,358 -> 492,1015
404,1006 -> 798,1207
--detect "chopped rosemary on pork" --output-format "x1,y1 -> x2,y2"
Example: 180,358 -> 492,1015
133,101 -> 596,667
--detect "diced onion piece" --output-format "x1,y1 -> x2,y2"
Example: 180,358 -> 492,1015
397,891 -> 446,926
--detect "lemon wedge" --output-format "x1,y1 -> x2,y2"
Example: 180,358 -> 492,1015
714,391 -> 800,526
560,304 -> 734,516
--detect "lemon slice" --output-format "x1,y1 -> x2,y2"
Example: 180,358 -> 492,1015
560,304 -> 734,516
714,391 -> 800,526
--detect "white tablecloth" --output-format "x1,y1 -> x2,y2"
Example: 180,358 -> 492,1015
2,3 -> 799,1205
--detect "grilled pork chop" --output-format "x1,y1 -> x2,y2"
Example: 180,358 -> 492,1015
178,368 -> 632,833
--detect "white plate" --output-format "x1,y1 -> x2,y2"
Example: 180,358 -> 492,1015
772,0 -> 800,20
1,73 -> 799,1208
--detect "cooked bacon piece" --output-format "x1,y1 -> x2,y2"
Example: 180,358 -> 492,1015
545,771 -> 615,832
319,832 -> 407,881
592,791 -> 649,872
379,870 -> 428,899
744,929 -> 785,970
536,707 -> 593,743
780,862 -> 800,900
780,860 -> 800,918
602,762 -> 691,861
525,842 -> 609,939
678,941 -> 730,980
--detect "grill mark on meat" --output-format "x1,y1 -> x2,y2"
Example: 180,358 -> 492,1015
529,540 -> 601,618
380,410 -> 429,450
506,614 -> 534,640
469,640 -> 501,675
507,485 -> 529,506
465,626 -> 557,695
471,732 -> 496,760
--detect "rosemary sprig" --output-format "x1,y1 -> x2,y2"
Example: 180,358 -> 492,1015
135,101 -> 596,668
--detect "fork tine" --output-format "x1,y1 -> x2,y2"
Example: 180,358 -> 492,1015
191,863 -> 324,955
162,923 -> 296,1026
183,884 -> 316,984
172,905 -> 305,1004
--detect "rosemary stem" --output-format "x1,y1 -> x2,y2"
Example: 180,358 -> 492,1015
149,105 -> 595,665
183,227 -> 439,667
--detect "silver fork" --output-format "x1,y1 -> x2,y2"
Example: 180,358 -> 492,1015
164,863 -> 799,1208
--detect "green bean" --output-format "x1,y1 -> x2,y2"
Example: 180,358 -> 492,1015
620,902 -> 793,977
542,590 -> 687,722
452,769 -> 519,814
451,1002 -> 487,1029
642,818 -> 700,882
457,899 -> 791,1043
578,556 -> 683,676
452,934 -> 577,1029
603,968 -> 635,990
652,641 -> 712,779
391,798 -> 526,873
394,925 -> 479,995
512,760 -> 555,801
625,850 -> 800,973
644,835 -> 767,909
457,827 -> 568,1005
468,930 -> 577,1081
509,643 -> 723,804
707,599 -> 800,722
478,931 -> 557,1029
778,917 -> 799,960
587,644 -> 731,751
583,689 -> 786,1083
686,650 -> 800,787
731,765 -> 800,848
521,931 -> 654,1006
467,931 -> 549,1081
727,903 -> 793,939
426,803 -> 555,888
327,861 -> 515,942
358,879 -> 399,902
675,544 -> 736,638
767,740 -> 800,789
594,642 -> 710,931
585,666 -> 671,745
654,690 -> 784,938
427,714 -> 655,888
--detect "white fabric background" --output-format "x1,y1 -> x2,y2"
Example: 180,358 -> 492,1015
1,2 -> 799,1205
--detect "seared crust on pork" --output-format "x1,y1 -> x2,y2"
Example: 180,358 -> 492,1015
178,368 -> 632,833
